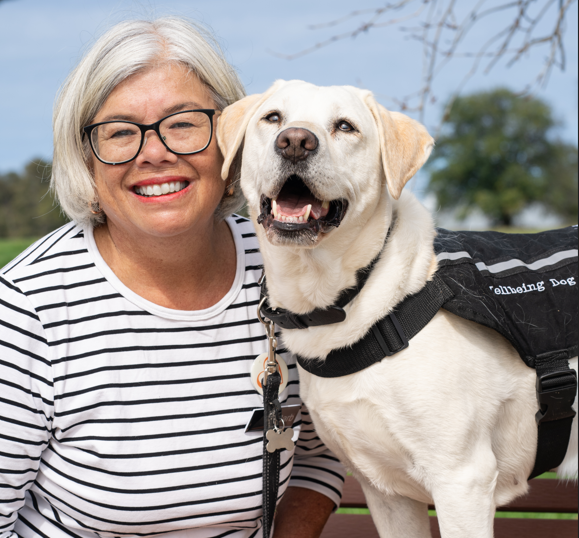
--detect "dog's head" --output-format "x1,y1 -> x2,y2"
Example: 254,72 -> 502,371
218,80 -> 434,247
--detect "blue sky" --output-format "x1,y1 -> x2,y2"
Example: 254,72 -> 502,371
0,0 -> 577,186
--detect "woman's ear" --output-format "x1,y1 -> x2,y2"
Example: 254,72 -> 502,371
217,80 -> 285,181
363,92 -> 434,200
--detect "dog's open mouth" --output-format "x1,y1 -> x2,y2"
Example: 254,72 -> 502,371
257,175 -> 347,240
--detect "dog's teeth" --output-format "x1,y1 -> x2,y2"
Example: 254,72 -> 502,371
298,216 -> 303,222
322,200 -> 330,209
304,205 -> 312,221
272,199 -> 278,218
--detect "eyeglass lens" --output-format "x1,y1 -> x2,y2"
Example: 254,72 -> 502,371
90,111 -> 212,164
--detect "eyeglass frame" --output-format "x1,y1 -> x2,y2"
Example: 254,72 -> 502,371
82,109 -> 218,165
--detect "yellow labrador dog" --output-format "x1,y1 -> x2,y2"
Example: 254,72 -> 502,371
217,80 -> 578,538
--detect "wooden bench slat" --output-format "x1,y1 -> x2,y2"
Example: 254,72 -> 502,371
321,514 -> 379,538
339,476 -> 367,508
432,518 -> 578,538
339,476 -> 578,513
499,479 -> 578,513
322,514 -> 578,538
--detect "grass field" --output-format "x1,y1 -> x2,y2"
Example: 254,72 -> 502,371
0,238 -> 39,269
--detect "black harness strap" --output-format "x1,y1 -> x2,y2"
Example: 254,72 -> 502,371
296,274 -> 454,377
529,350 -> 577,479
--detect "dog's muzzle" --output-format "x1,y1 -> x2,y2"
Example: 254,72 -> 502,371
257,175 -> 348,239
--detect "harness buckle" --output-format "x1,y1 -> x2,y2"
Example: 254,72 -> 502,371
535,369 -> 577,425
371,313 -> 409,357
389,313 -> 409,351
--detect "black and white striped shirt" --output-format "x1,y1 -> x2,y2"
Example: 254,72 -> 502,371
0,217 -> 345,538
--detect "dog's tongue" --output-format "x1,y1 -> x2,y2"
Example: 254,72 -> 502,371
276,192 -> 328,219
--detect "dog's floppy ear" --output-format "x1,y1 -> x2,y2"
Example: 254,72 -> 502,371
363,93 -> 434,200
217,81 -> 285,180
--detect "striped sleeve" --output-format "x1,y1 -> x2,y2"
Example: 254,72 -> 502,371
289,406 -> 345,508
0,277 -> 54,536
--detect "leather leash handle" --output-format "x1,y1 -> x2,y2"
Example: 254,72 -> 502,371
263,371 -> 281,537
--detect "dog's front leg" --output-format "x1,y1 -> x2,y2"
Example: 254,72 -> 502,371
357,477 -> 431,538
430,460 -> 497,538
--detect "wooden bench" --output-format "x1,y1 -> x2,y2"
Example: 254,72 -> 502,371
321,475 -> 578,537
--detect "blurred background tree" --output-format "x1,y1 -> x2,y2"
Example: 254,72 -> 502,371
0,159 -> 68,238
426,88 -> 578,226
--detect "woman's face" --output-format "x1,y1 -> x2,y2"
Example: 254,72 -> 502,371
90,63 -> 225,240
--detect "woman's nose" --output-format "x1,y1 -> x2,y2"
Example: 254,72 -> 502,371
136,130 -> 177,166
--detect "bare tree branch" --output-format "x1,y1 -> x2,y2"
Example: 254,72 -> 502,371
268,1 -> 421,61
272,0 -> 576,135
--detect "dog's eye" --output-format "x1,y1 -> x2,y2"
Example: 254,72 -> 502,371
337,120 -> 354,132
264,112 -> 281,123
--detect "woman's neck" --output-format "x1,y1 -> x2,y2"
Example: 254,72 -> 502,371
93,217 -> 236,311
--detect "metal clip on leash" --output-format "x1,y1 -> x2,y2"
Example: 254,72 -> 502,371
258,295 -> 279,387
257,276 -> 294,537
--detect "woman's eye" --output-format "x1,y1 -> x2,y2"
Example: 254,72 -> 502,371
170,122 -> 195,129
337,121 -> 354,132
110,129 -> 137,139
265,113 -> 281,123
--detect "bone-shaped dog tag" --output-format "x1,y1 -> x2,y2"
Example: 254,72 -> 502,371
266,427 -> 295,453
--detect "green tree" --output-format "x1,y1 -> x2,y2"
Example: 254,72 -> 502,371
0,159 -> 69,238
426,89 -> 578,226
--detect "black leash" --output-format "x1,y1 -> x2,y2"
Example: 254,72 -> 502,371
262,370 -> 281,537
257,296 -> 295,538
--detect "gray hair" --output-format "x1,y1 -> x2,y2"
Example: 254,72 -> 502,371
52,17 -> 246,226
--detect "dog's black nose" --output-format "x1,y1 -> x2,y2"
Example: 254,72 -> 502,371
275,128 -> 318,163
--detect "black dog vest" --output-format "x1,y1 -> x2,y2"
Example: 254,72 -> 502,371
434,226 -> 578,367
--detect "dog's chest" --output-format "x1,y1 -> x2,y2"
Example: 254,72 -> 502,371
300,369 -> 384,455
297,364 -> 434,496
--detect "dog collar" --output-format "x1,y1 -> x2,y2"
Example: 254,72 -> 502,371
258,224 -> 394,330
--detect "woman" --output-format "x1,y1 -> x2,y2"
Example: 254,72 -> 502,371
0,17 -> 344,538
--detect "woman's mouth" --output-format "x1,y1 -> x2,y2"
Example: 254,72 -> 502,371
134,181 -> 189,197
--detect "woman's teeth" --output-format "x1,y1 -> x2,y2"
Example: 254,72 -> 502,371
134,181 -> 187,197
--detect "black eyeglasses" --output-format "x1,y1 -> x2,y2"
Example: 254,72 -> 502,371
83,109 -> 217,165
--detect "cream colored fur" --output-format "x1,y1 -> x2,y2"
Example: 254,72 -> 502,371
217,80 -> 578,538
